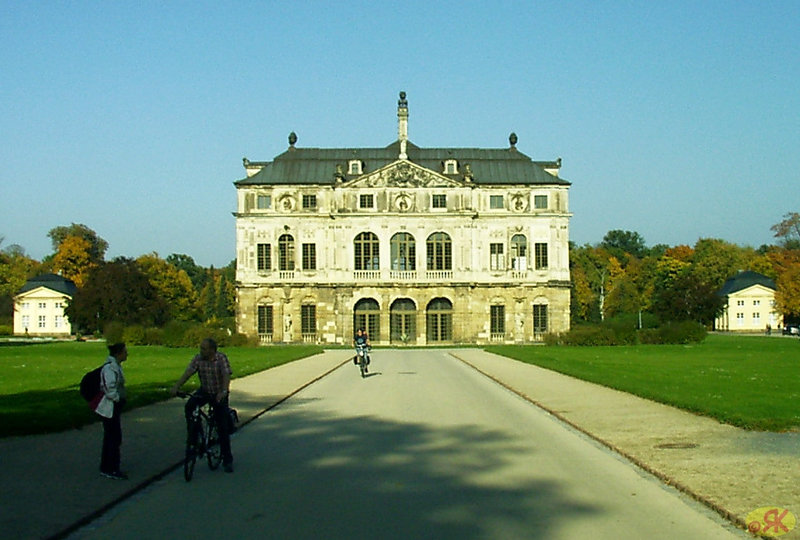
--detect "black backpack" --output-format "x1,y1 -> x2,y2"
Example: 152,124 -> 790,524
79,366 -> 103,402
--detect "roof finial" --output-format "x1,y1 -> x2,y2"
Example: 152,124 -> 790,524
509,132 -> 518,148
288,132 -> 297,148
398,91 -> 408,160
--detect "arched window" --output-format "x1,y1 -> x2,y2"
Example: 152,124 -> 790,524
511,234 -> 527,271
426,232 -> 452,270
354,232 -> 380,270
391,233 -> 416,271
278,234 -> 295,271
426,297 -> 453,342
354,298 -> 380,339
390,298 -> 416,343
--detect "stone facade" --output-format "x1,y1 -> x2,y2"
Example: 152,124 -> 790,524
234,93 -> 572,345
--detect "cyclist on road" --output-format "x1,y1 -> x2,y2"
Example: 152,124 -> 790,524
353,328 -> 371,371
170,338 -> 234,473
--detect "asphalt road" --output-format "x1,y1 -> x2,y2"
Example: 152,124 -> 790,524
71,349 -> 746,539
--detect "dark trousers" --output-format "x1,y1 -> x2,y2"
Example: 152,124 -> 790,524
100,402 -> 122,473
185,392 -> 233,465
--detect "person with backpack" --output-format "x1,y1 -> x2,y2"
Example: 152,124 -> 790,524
95,342 -> 128,480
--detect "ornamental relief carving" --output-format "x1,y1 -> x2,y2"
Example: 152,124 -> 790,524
360,162 -> 454,188
278,194 -> 296,212
394,192 -> 414,212
510,192 -> 528,212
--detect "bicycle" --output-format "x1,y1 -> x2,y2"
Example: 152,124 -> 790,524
354,343 -> 371,378
178,392 -> 222,481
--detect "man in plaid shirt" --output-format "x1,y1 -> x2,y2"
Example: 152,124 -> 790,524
171,338 -> 234,472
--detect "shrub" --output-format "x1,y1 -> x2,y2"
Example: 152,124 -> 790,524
161,320 -> 194,347
658,321 -> 707,344
561,325 -> 617,346
103,321 -> 124,344
0,324 -> 12,336
143,327 -> 164,345
122,325 -> 146,345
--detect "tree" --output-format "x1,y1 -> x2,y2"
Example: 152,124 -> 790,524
136,253 -> 198,321
166,253 -> 207,290
50,236 -> 95,288
48,223 -> 108,263
771,212 -> 800,249
66,257 -> 169,333
600,230 -> 648,262
690,238 -> 754,291
0,244 -> 40,318
775,263 -> 800,317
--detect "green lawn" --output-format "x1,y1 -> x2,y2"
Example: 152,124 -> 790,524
0,341 -> 323,438
3,335 -> 799,437
487,333 -> 800,432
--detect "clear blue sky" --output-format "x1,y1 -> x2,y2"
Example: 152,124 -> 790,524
2,1 -> 798,267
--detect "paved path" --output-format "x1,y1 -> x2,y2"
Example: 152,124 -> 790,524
0,349 -> 797,539
70,349 -> 744,539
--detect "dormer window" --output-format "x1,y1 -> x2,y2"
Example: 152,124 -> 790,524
443,160 -> 458,175
349,160 -> 363,175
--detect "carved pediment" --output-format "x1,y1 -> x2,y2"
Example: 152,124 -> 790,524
346,160 -> 462,188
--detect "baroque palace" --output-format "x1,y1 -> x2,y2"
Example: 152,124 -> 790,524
234,93 -> 572,345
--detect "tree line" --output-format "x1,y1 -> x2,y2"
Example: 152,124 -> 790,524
570,213 -> 800,328
0,223 -> 235,337
1,213 -> 799,339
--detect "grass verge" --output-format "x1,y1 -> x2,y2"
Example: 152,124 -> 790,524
487,333 -> 800,432
0,341 -> 323,438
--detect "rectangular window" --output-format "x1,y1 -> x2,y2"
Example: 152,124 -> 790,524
257,243 -> 271,271
257,195 -> 271,209
22,315 -> 30,328
489,243 -> 504,271
534,195 -> 548,209
753,300 -> 760,306
302,243 -> 316,270
38,302 -> 47,309
432,194 -> 446,208
257,305 -> 273,335
737,300 -> 745,306
54,315 -> 63,328
490,305 -> 505,334
359,194 -> 374,209
301,304 -> 316,335
55,302 -> 64,309
533,305 -> 548,333
489,195 -> 504,209
38,315 -> 46,328
534,243 -> 548,269
302,194 -> 317,209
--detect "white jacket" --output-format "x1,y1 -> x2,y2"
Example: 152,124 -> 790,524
94,356 -> 125,419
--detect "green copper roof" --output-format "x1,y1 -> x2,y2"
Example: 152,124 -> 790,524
235,139 -> 570,187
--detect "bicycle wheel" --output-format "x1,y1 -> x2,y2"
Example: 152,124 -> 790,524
360,359 -> 367,378
206,419 -> 222,470
184,423 -> 201,482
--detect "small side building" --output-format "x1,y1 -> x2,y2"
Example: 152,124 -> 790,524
715,270 -> 779,332
13,274 -> 77,337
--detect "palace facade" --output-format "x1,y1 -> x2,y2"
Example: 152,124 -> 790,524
234,93 -> 572,345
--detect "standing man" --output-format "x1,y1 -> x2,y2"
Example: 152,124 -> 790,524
170,338 -> 234,472
95,342 -> 128,480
